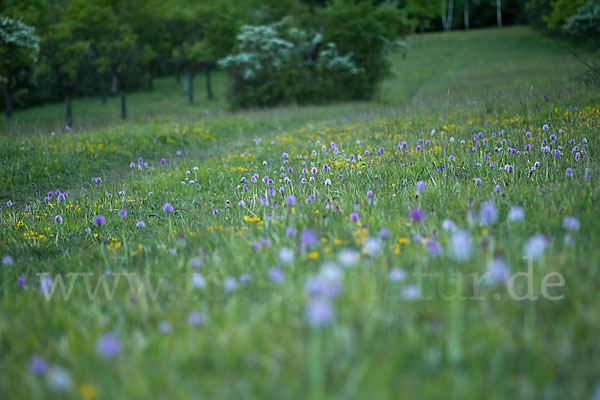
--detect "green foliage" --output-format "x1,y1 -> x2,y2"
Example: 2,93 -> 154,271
564,0 -> 600,47
0,15 -> 41,115
35,19 -> 92,94
220,1 -> 404,109
524,0 -> 553,29
166,0 -> 238,101
405,0 -> 439,31
564,1 -> 600,86
218,18 -> 363,108
543,0 -> 587,32
319,0 -> 405,99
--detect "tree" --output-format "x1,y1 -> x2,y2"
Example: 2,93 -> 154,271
167,1 -> 237,104
464,0 -> 470,29
442,0 -> 454,31
35,17 -> 92,127
72,0 -> 152,118
113,0 -> 171,91
319,0 -> 405,98
0,16 -> 40,118
406,0 -> 439,32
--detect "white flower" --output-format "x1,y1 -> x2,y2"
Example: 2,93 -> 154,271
338,249 -> 358,267
278,247 -> 294,264
191,273 -> 205,289
507,206 -> 525,222
363,238 -> 382,255
449,230 -> 471,262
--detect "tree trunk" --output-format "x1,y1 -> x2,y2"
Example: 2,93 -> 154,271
448,0 -> 453,31
4,89 -> 12,118
205,67 -> 213,101
464,0 -> 470,30
496,0 -> 502,28
441,0 -> 453,31
441,0 -> 448,31
66,93 -> 73,128
188,70 -> 195,104
101,78 -> 107,104
121,89 -> 127,120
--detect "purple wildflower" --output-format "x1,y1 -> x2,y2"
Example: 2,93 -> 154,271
349,212 -> 360,222
565,167 -> 573,177
479,202 -> 498,226
449,230 -> 471,262
3,255 -> 14,266
190,258 -> 202,268
188,312 -> 205,326
305,298 -> 334,327
269,268 -> 285,284
285,195 -> 296,206
402,284 -> 421,300
240,273 -> 251,285
29,356 -> 48,376
54,215 -> 63,223
524,235 -> 547,258
136,221 -> 146,228
416,180 -> 427,192
442,219 -> 457,231
96,334 -> 122,358
427,240 -> 441,257
379,227 -> 390,239
93,215 -> 106,226
300,228 -> 319,249
224,276 -> 238,292
408,208 -> 424,222
562,216 -> 580,231
485,257 -> 511,285
191,273 -> 205,289
285,227 -> 297,238
388,268 -> 406,282
163,203 -> 174,214
118,208 -> 127,218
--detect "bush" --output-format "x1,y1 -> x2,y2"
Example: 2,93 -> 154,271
564,1 -> 600,86
219,2 -> 404,109
564,0 -> 600,47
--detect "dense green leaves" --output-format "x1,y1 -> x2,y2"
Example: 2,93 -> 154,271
0,15 -> 41,117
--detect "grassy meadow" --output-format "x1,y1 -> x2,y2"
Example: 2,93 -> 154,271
1,27 -> 599,399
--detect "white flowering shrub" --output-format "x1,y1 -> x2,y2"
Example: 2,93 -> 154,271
218,18 -> 361,108
0,16 -> 40,62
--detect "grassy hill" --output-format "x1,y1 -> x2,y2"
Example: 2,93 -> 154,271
1,27 -> 599,399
